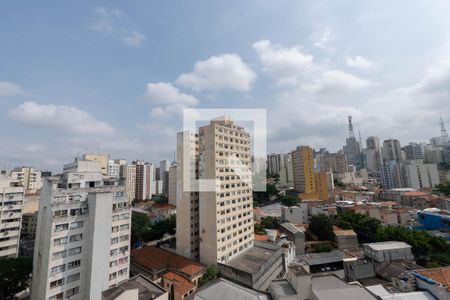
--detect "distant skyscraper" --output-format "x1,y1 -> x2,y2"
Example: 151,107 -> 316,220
267,153 -> 281,176
382,139 -> 403,162
403,142 -> 426,161
343,116 -> 362,170
31,158 -> 131,300
176,117 -> 254,265
133,161 -> 153,201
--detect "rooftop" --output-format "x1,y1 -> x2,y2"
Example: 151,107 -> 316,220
163,271 -> 195,295
222,242 -> 280,274
312,275 -> 376,300
416,266 -> 450,289
300,250 -> 344,266
101,274 -> 167,300
270,280 -> 297,298
187,278 -> 270,300
131,246 -> 205,277
364,241 -> 411,251
366,284 -> 435,300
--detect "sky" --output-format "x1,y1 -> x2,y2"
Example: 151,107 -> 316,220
1,1 -> 450,171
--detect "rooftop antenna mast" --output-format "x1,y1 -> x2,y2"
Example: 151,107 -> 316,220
440,113 -> 449,139
348,116 -> 355,139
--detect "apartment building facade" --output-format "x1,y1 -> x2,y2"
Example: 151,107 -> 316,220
176,117 -> 254,266
31,158 -> 131,300
0,175 -> 25,258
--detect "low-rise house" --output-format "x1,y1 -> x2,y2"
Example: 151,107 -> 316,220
102,274 -> 168,300
187,278 -> 270,300
130,246 -> 206,300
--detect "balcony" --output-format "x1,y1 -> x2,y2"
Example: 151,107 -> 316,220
0,247 -> 16,257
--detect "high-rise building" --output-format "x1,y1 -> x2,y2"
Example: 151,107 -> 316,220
107,160 -> 121,177
124,165 -> 136,204
382,139 -> 403,162
318,151 -> 348,174
160,160 -> 170,196
365,136 -> 382,172
292,146 -> 316,195
267,153 -> 280,176
10,167 -> 42,193
403,142 -> 426,161
279,153 -> 294,186
291,146 -> 329,200
343,116 -> 362,170
176,117 -> 254,265
31,158 -> 131,300
380,160 -> 405,189
0,175 -> 25,258
168,163 -> 177,206
404,161 -> 440,189
176,131 -> 200,261
133,161 -> 154,201
366,136 -> 381,151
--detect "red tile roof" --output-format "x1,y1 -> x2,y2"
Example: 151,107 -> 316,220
417,267 -> 450,289
131,246 -> 205,277
163,271 -> 195,295
403,191 -> 429,197
152,203 -> 176,209
254,234 -> 269,241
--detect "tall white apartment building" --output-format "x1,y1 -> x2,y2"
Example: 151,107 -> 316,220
0,175 -> 25,258
124,165 -> 136,204
10,167 -> 42,193
404,161 -> 440,190
31,158 -> 131,300
176,117 -> 254,266
168,163 -> 177,206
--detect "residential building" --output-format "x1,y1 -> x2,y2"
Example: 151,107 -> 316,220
107,160 -> 121,177
168,164 -> 177,206
83,153 -> 109,175
281,204 -> 308,225
403,161 -> 440,189
268,153 -> 281,176
10,167 -> 42,193
176,131 -> 200,261
382,139 -> 403,162
160,160 -> 170,196
0,175 -> 25,258
134,161 -> 153,201
21,212 -> 38,240
318,152 -> 348,174
177,117 -> 254,265
403,142 -> 426,161
362,241 -> 414,263
31,158 -> 131,300
124,165 -> 136,204
292,146 -> 328,200
380,160 -> 406,189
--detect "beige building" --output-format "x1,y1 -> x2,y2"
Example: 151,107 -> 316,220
176,117 -> 254,266
168,164 -> 177,206
83,153 -> 109,175
10,167 -> 42,193
124,165 -> 136,204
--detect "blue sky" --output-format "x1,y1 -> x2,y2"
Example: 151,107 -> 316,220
1,1 -> 450,171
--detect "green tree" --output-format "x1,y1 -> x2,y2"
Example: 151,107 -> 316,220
266,184 -> 277,195
260,216 -> 279,229
254,223 -> 267,235
435,181 -> 450,196
313,243 -> 333,253
131,213 -> 151,247
309,214 -> 334,241
280,195 -> 298,207
154,195 -> 168,204
143,214 -> 176,242
198,265 -> 219,287
0,257 -> 33,300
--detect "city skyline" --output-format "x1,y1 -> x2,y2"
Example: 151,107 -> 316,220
2,1 -> 450,171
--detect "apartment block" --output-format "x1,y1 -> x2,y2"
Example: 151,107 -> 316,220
168,164 -> 177,206
133,161 -> 153,202
0,175 -> 25,258
31,158 -> 131,300
10,167 -> 42,193
176,117 -> 254,265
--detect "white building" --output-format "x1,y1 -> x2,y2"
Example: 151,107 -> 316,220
10,167 -> 42,193
168,164 -> 177,206
31,158 -> 131,300
107,160 -> 121,177
404,161 -> 440,190
176,117 -> 254,265
0,175 -> 25,258
281,204 -> 308,225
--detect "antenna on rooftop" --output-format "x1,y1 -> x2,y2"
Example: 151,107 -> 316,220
348,116 -> 355,139
440,113 -> 449,139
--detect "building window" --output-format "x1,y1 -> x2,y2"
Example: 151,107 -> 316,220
52,250 -> 67,260
67,259 -> 81,270
68,247 -> 82,256
54,223 -> 69,232
49,278 -> 64,289
70,234 -> 83,243
50,264 -> 65,275
53,237 -> 68,246
66,273 -> 80,284
48,292 -> 63,300
66,287 -> 79,298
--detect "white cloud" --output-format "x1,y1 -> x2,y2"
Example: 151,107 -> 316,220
145,82 -> 200,118
91,7 -> 146,48
9,101 -> 115,136
302,70 -> 370,93
253,40 -> 315,85
176,54 -> 256,91
310,27 -> 335,52
0,81 -> 27,98
346,55 -> 374,69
